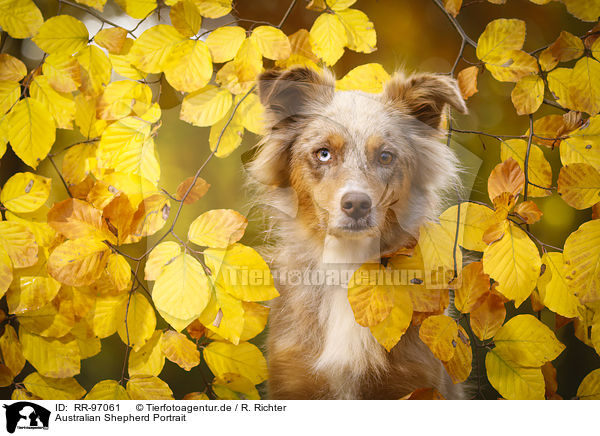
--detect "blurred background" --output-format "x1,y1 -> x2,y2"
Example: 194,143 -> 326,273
0,0 -> 597,399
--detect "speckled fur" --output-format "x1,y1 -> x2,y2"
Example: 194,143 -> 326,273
246,67 -> 468,399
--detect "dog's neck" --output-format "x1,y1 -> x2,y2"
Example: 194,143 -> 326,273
321,234 -> 380,266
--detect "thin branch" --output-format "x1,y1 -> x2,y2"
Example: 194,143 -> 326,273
277,0 -> 297,29
47,155 -> 72,198
431,0 -> 477,48
59,0 -> 147,37
523,115 -> 534,201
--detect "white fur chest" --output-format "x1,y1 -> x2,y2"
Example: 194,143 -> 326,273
312,236 -> 387,397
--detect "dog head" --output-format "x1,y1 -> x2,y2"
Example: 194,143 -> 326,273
248,67 -> 466,251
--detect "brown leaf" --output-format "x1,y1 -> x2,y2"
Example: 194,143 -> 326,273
470,293 -> 506,340
514,200 -> 543,224
175,176 -> 210,205
542,361 -> 558,398
457,66 -> 479,100
488,157 -> 525,201
550,31 -> 585,62
454,261 -> 490,313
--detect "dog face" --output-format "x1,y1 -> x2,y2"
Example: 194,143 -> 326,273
249,67 -> 466,250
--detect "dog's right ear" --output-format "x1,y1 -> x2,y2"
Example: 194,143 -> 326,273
248,68 -> 334,187
257,67 -> 335,128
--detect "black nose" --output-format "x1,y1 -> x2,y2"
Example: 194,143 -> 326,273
341,192 -> 372,219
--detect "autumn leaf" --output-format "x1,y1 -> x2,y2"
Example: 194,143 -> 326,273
419,314 -> 459,361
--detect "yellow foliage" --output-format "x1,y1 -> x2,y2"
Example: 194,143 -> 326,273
189,209 -> 248,248
160,330 -> 200,370
418,314 -> 459,362
203,341 -> 267,384
85,380 -> 130,399
1,172 -> 51,214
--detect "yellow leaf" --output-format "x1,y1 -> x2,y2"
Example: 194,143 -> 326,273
115,0 -> 157,19
106,253 -> 131,292
96,80 -> 152,120
48,238 -> 110,286
11,388 -> 41,400
170,0 -> 202,38
30,75 -> 76,129
23,372 -> 85,399
126,376 -> 173,399
418,221 -> 461,287
547,67 -> 577,110
485,348 -> 544,400
118,292 -> 156,351
130,24 -> 187,74
309,12 -> 347,66
74,0 -> 107,11
0,325 -> 25,377
164,40 -> 213,93
216,38 -> 263,95
482,221 -> 541,307
513,200 -> 543,224
193,0 -> 231,18
570,57 -> 600,114
213,373 -> 260,400
368,285 -> 413,351
181,85 -> 232,127
336,63 -> 389,93
439,202 -> 495,252
62,143 -> 97,186
560,0 -> 600,22
7,276 -> 61,314
77,335 -> 101,359
486,50 -> 538,82
239,302 -> 269,342
457,66 -> 479,100
91,293 -> 128,338
329,0 -> 356,10
558,163 -> 600,209
33,15 -> 89,55
476,19 -> 526,63
0,221 -> 38,268
418,314 -> 458,361
204,243 -> 279,302
203,341 -> 267,384
0,0 -> 43,39
336,8 -> 376,54
109,38 -> 148,81
251,26 -> 291,61
237,92 -> 265,135
0,54 -> 26,81
577,368 -> 600,399
538,252 -> 581,318
208,107 -> 245,157
1,172 -> 51,213
188,209 -> 247,249
501,139 -> 552,197
443,325 -> 472,383
20,328 -> 80,378
8,97 -> 56,169
87,172 -> 158,209
74,94 -> 107,138
347,263 -> 394,327
160,330 -> 200,370
511,75 -> 544,115
206,26 -> 246,63
0,247 -> 11,298
0,80 -> 20,115
563,220 -> 600,303
539,47 -> 559,72
493,314 -> 565,366
129,330 -> 164,377
152,253 -> 211,321
85,380 -> 130,399
560,114 -> 600,171
550,31 -> 584,62
145,241 -> 181,281
76,46 -> 112,96
94,27 -> 128,54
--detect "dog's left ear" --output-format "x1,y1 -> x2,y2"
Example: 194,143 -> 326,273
382,73 -> 467,129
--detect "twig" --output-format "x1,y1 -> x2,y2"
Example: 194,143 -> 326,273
431,0 -> 477,48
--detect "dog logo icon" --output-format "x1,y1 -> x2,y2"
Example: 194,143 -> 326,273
3,402 -> 50,433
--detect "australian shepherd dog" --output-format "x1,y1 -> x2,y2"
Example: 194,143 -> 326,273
246,67 -> 468,399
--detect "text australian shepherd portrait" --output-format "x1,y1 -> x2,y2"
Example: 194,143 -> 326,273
246,66 -> 469,399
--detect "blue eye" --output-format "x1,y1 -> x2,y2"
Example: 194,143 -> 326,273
379,151 -> 394,165
316,148 -> 332,162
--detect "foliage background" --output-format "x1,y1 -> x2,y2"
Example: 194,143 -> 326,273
1,0 -> 599,400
